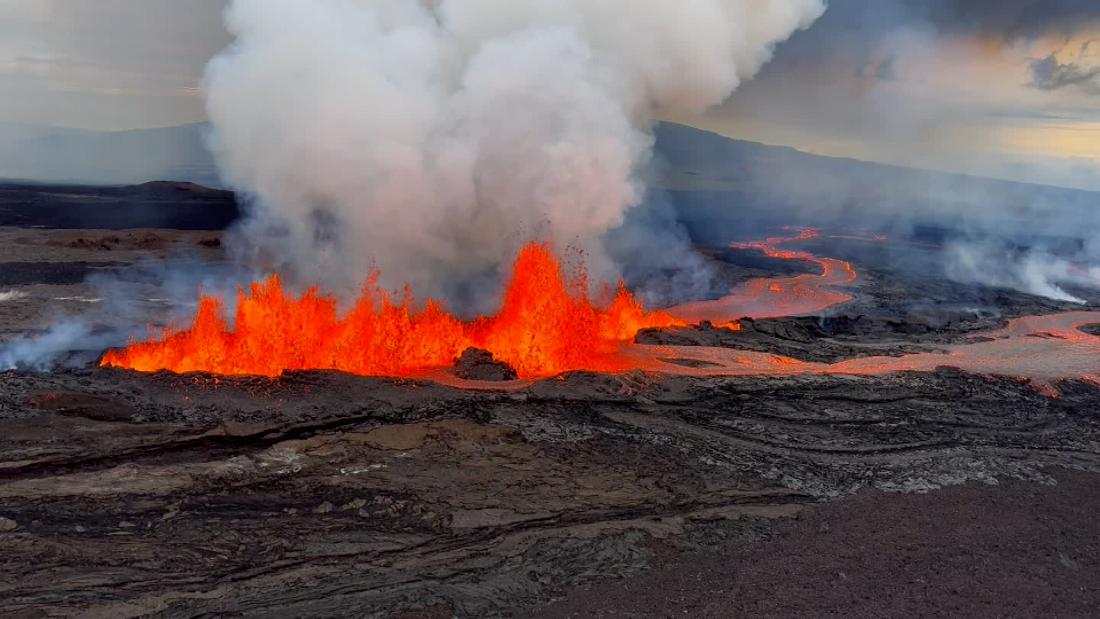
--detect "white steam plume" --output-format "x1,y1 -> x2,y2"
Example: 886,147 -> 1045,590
204,0 -> 825,306
944,242 -> 1090,304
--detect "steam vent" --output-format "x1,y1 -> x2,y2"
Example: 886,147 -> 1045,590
3,1 -> 1100,616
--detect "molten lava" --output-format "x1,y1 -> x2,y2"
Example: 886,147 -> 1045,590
668,227 -> 856,323
100,243 -> 684,379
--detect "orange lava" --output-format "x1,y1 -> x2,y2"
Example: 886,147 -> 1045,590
624,311 -> 1100,390
100,242 -> 684,379
669,228 -> 856,324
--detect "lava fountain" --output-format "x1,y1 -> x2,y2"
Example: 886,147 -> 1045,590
100,243 -> 684,379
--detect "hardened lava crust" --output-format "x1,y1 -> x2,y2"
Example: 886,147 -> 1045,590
1,365 -> 1099,616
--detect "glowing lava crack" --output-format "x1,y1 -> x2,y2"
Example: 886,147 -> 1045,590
100,243 -> 684,379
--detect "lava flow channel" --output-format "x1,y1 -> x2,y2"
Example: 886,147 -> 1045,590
100,242 -> 684,379
626,311 -> 1100,388
668,227 -> 856,323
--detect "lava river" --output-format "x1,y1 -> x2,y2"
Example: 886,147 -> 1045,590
626,311 -> 1100,388
668,227 -> 857,322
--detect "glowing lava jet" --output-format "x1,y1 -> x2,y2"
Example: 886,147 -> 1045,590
100,243 -> 684,379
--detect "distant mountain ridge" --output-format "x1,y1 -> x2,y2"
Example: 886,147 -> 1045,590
649,122 -> 1098,246
1,120 -> 1095,223
652,122 -> 1096,203
0,179 -> 238,230
0,122 -> 220,188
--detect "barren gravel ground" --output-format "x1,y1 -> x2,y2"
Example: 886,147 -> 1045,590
0,227 -> 225,338
535,469 -> 1100,618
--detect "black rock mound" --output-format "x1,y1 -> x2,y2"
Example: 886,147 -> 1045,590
453,348 -> 518,381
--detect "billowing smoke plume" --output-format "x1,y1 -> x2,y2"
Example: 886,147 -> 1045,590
204,0 -> 825,307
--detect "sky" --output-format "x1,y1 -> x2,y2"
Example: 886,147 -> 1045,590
0,0 -> 228,129
672,0 -> 1100,190
0,0 -> 1097,190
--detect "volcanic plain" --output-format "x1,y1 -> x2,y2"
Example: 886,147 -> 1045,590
1,182 -> 1099,617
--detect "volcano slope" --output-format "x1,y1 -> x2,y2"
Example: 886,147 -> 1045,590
1,221 -> 1100,616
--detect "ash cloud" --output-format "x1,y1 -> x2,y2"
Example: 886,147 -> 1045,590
204,0 -> 825,311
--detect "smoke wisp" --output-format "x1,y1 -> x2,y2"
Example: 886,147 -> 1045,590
0,254 -> 255,372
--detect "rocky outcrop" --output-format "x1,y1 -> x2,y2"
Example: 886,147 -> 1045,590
452,348 -> 518,381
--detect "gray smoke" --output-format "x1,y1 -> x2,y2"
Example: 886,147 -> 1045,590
204,0 -> 825,308
0,254 -> 253,372
0,321 -> 106,371
944,243 -> 1089,304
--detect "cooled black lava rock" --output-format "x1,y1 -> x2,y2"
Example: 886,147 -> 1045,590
453,348 -> 518,381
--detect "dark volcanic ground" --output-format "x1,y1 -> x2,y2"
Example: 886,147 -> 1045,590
0,181 -> 239,230
2,369 -> 1099,617
536,469 -> 1100,618
1,186 -> 1100,617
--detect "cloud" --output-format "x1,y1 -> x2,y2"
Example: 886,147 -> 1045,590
1031,54 -> 1100,94
0,0 -> 229,128
874,0 -> 1100,40
1029,38 -> 1100,95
